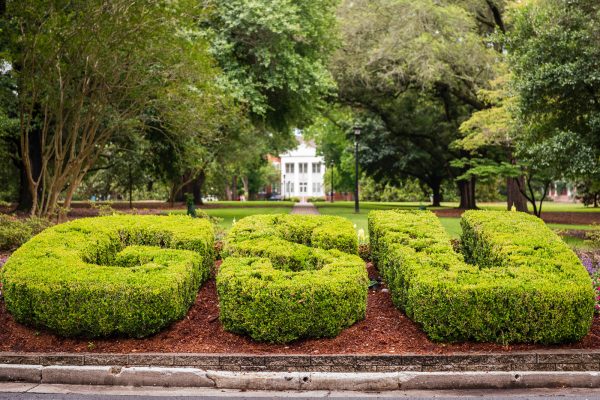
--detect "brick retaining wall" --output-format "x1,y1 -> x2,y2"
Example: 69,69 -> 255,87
2,351 -> 600,372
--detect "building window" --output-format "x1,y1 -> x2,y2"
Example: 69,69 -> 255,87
312,182 -> 321,193
299,163 -> 308,173
285,163 -> 294,174
286,181 -> 294,193
312,163 -> 321,174
299,182 -> 308,193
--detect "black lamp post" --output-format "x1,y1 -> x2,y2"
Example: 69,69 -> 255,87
330,161 -> 334,203
353,125 -> 361,213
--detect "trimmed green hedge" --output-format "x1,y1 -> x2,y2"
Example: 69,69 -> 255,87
218,214 -> 367,343
0,215 -> 53,251
1,215 -> 214,338
369,210 -> 594,344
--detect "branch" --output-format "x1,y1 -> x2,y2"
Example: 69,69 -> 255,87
538,180 -> 551,216
485,0 -> 506,33
449,87 -> 488,110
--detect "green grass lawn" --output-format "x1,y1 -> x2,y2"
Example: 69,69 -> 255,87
168,202 -> 599,250
315,202 -> 599,249
204,207 -> 292,229
315,201 -> 448,211
201,201 -> 295,208
473,202 -> 600,213
316,200 -> 600,213
165,207 -> 292,230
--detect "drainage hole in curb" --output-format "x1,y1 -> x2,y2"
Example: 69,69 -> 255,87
514,374 -> 521,380
303,376 -> 309,382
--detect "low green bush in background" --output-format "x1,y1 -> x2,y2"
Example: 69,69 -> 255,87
1,215 -> 214,338
0,215 -> 53,251
218,214 -> 367,343
369,210 -> 594,344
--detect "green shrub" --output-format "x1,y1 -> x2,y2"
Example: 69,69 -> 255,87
369,210 -> 594,344
1,215 -> 214,338
585,227 -> 600,248
218,214 -> 367,343
0,215 -> 53,251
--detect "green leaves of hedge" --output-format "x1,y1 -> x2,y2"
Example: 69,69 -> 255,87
1,215 -> 214,338
369,210 -> 594,344
218,214 -> 367,343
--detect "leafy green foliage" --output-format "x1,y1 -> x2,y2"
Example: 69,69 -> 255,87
360,177 -> 428,202
1,215 -> 214,338
0,215 -> 52,251
369,209 -> 594,344
218,214 -> 367,343
500,0 -> 600,213
9,0 -> 234,215
203,0 -> 338,131
0,63 -> 19,203
507,0 -> 600,149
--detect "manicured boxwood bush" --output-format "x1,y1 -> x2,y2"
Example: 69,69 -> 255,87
369,210 -> 594,344
1,215 -> 214,338
0,215 -> 53,251
218,214 -> 367,343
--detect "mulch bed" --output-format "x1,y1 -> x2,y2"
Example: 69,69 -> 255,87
2,261 -> 600,354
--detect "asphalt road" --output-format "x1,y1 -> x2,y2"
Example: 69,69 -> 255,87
5,384 -> 600,400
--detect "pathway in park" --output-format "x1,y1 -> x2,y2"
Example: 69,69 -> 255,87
290,202 -> 320,215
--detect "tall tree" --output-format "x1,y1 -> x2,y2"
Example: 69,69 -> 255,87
504,0 -> 600,214
11,0 -> 222,216
332,0 -> 498,208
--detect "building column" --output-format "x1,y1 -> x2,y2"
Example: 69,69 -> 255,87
308,162 -> 313,200
295,163 -> 300,198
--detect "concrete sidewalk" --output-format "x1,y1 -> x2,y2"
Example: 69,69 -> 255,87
290,203 -> 320,215
6,383 -> 600,399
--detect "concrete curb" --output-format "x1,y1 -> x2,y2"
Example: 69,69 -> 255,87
4,364 -> 600,391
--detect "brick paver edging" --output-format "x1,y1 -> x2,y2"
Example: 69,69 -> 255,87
1,351 -> 600,372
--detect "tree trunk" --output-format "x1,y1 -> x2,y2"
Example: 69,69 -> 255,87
175,171 -> 202,203
458,177 -> 477,209
225,182 -> 232,201
507,176 -> 528,212
430,179 -> 442,207
16,127 -> 42,212
194,170 -> 205,205
17,161 -> 33,211
506,156 -> 528,212
242,176 -> 249,201
232,175 -> 238,201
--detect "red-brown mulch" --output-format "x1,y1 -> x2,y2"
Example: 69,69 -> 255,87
2,261 -> 600,355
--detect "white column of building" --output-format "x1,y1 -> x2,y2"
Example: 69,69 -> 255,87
308,161 -> 313,198
321,163 -> 326,196
294,162 -> 300,198
281,171 -> 286,199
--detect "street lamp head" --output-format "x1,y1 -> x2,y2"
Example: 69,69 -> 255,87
353,125 -> 361,137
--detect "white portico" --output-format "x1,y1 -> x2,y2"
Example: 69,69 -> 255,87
280,138 -> 326,201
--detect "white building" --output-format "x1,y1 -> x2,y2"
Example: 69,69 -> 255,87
280,138 -> 326,201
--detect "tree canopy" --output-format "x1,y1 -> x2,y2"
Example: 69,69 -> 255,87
1,0 -> 599,215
